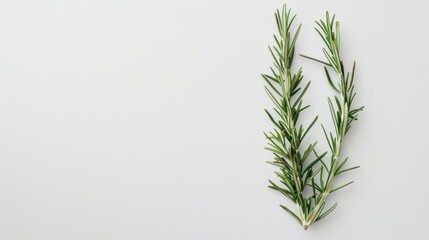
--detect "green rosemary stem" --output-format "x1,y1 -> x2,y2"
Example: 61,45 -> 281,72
305,78 -> 348,227
282,70 -> 306,220
263,5 -> 322,228
302,12 -> 363,227
276,14 -> 306,222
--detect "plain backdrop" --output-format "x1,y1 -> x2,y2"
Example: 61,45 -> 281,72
0,0 -> 428,239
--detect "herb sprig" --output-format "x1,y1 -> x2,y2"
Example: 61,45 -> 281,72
263,5 -> 363,230
300,11 -> 364,228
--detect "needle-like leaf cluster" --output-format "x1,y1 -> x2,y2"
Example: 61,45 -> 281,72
263,5 -> 364,230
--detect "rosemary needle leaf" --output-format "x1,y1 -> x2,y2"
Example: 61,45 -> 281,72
280,205 -> 303,225
324,67 -> 340,92
321,124 -> 333,152
262,77 -> 282,97
293,81 -> 311,109
300,116 -> 319,144
287,14 -> 297,32
298,104 -> 310,113
264,109 -> 281,129
336,157 -> 349,173
299,54 -> 331,66
288,24 -> 302,57
263,73 -> 279,83
305,167 -> 322,185
314,201 -> 326,220
269,181 -> 294,201
315,203 -> 338,222
335,166 -> 360,176
313,150 -> 329,172
319,19 -> 328,33
330,181 -> 354,193
349,61 -> 356,91
303,152 -> 328,174
315,27 -> 331,50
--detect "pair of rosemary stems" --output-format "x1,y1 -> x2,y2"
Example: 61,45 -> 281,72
262,5 -> 363,230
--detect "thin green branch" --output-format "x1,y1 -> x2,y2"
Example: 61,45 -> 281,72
263,5 -> 321,229
263,6 -> 363,230
302,11 -> 364,228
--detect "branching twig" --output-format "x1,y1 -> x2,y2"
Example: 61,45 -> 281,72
301,12 -> 364,227
263,6 -> 364,230
263,5 -> 324,229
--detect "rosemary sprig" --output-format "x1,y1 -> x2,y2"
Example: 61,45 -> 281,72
300,12 -> 364,227
262,5 -> 324,229
263,5 -> 364,230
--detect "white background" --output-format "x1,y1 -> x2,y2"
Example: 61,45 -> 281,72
0,0 -> 428,239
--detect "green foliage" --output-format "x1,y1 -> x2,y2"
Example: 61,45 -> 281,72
263,5 -> 363,230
